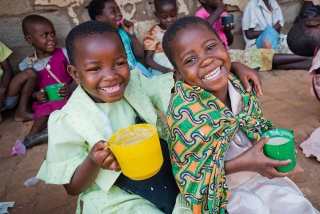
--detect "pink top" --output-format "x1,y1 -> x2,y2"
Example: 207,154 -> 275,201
32,48 -> 73,120
195,8 -> 230,50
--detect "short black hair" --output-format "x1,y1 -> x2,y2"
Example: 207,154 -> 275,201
154,0 -> 177,12
65,20 -> 120,65
88,0 -> 111,20
163,16 -> 221,69
22,15 -> 53,36
287,19 -> 319,56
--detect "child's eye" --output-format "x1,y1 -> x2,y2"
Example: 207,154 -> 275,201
207,44 -> 215,51
87,67 -> 100,72
161,16 -> 168,19
51,32 -> 56,36
41,34 -> 47,37
115,61 -> 127,67
185,57 -> 196,65
171,14 -> 177,18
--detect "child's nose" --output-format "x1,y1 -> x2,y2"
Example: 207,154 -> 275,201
200,56 -> 214,68
102,69 -> 117,79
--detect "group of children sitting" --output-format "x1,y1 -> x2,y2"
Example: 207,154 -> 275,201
0,0 -> 319,213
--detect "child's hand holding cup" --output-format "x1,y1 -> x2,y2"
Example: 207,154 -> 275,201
262,128 -> 296,173
222,14 -> 235,31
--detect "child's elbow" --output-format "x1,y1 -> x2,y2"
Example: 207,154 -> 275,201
63,184 -> 81,196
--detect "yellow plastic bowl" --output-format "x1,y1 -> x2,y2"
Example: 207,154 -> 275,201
107,124 -> 163,180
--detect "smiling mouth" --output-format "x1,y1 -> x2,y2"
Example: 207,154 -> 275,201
47,42 -> 55,47
100,83 -> 121,93
202,66 -> 221,80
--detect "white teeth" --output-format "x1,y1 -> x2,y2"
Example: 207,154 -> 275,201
100,84 -> 120,91
203,66 -> 221,80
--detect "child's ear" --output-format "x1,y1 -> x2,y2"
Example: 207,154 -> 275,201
173,69 -> 182,82
67,65 -> 81,85
95,15 -> 102,21
25,35 -> 32,44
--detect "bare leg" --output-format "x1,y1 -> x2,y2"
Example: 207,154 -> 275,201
272,54 -> 313,70
23,115 -> 49,148
6,68 -> 37,122
26,115 -> 48,138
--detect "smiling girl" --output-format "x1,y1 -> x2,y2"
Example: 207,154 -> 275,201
163,16 -> 319,214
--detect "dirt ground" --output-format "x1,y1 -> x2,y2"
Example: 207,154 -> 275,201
0,69 -> 319,213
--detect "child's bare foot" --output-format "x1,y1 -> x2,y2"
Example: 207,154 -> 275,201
14,111 -> 34,122
264,38 -> 272,49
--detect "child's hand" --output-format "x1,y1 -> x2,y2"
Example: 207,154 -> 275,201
239,136 -> 290,179
37,88 -> 48,103
58,83 -> 70,99
231,62 -> 263,97
90,141 -> 120,171
121,19 -> 135,35
223,22 -> 236,32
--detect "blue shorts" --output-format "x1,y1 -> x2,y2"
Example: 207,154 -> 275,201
0,96 -> 19,112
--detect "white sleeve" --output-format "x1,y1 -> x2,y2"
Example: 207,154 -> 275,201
242,2 -> 259,31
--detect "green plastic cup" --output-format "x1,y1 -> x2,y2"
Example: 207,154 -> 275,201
262,128 -> 296,173
45,83 -> 63,101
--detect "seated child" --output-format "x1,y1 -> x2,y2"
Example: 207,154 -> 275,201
287,17 -> 320,101
0,42 -> 37,124
163,16 -> 319,214
143,0 -> 177,75
37,20 -> 187,214
294,1 -> 320,24
36,20 -> 266,214
0,41 -> 14,123
196,0 -> 312,71
88,0 -> 153,77
195,0 -> 235,49
19,15 -> 76,148
242,0 -> 292,53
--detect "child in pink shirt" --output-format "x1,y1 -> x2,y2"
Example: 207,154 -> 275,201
195,1 -> 235,49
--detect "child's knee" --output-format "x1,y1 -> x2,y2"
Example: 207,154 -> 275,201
23,68 -> 37,79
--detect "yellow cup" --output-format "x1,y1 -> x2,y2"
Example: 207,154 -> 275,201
106,124 -> 163,180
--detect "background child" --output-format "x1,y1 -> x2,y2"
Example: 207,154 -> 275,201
20,15 -> 75,148
196,0 -> 235,49
242,0 -> 291,53
37,20 -> 188,214
143,0 -> 177,75
287,17 -> 320,159
288,17 -> 320,101
0,41 -> 14,123
163,16 -> 319,214
88,0 -> 153,77
196,0 -> 312,71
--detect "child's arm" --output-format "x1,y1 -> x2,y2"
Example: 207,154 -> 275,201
225,136 -> 290,179
121,19 -> 145,61
145,50 -> 173,74
202,2 -> 226,25
230,62 -> 263,97
0,59 -> 13,107
64,140 -> 120,195
244,29 -> 264,40
273,21 -> 281,33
